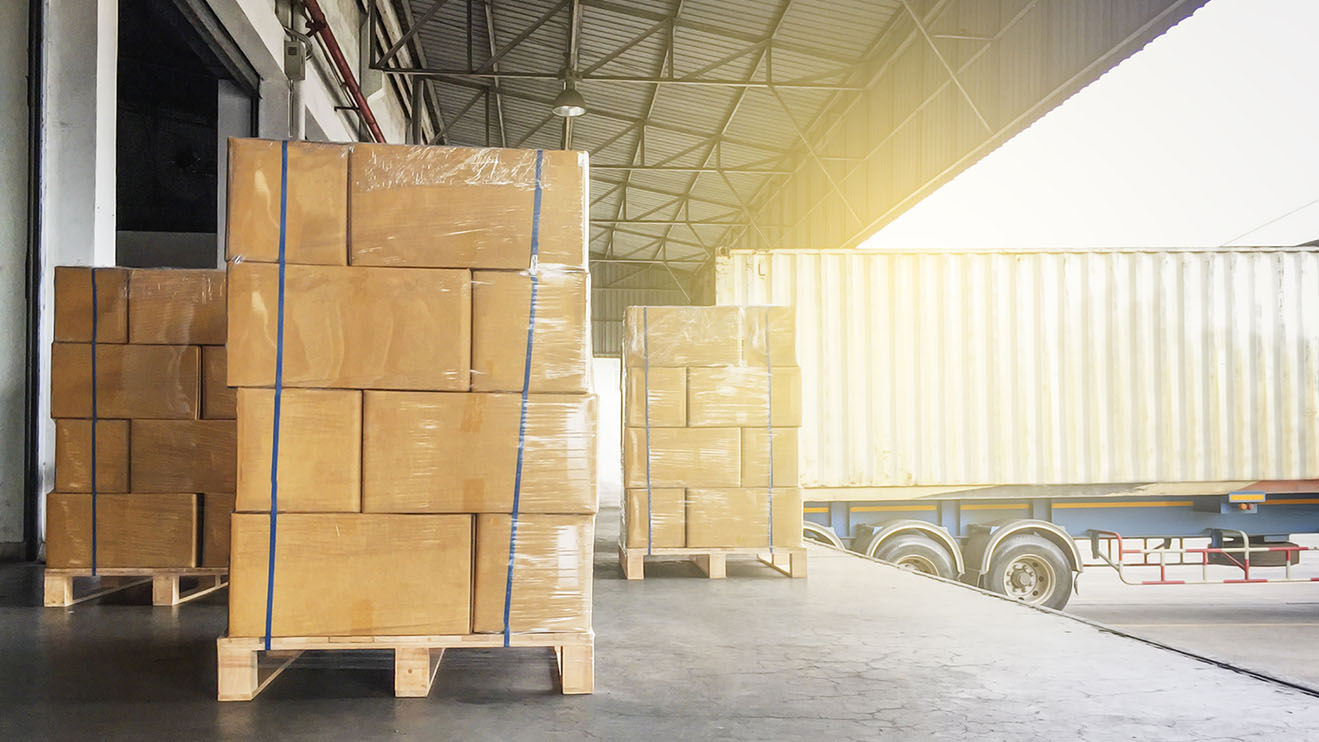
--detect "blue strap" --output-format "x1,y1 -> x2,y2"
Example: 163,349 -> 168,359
89,268 -> 98,575
263,140 -> 290,650
765,307 -> 774,555
642,308 -> 653,555
504,149 -> 544,647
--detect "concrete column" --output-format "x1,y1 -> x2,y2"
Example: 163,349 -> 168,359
0,2 -> 30,555
36,0 -> 119,541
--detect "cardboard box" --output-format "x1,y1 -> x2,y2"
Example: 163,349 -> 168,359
201,493 -> 236,568
741,428 -> 799,487
349,144 -> 587,270
622,305 -> 796,367
226,139 -> 348,265
471,269 -> 589,393
473,514 -> 592,633
623,367 -> 686,427
128,268 -> 226,344
686,367 -> 802,427
129,420 -> 236,494
227,262 -> 471,391
228,513 -> 473,637
50,343 -> 200,419
236,388 -> 362,513
201,346 -> 236,419
362,392 -> 595,514
623,427 -> 740,489
685,488 -> 804,549
54,267 -> 129,343
45,492 -> 198,569
53,419 -> 129,493
623,488 -> 685,549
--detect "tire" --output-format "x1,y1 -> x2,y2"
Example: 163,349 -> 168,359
872,533 -> 958,579
984,533 -> 1074,610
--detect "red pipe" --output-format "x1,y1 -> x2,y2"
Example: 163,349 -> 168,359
301,0 -> 387,143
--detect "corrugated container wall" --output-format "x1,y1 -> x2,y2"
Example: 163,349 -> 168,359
716,248 -> 1319,489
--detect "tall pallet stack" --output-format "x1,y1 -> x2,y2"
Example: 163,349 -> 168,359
45,267 -> 235,607
619,306 -> 805,580
218,139 -> 595,701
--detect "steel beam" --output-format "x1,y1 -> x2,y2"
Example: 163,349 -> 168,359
593,165 -> 792,174
380,70 -> 862,89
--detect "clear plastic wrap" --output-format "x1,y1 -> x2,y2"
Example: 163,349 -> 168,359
53,266 -> 129,343
53,419 -> 129,493
127,268 -> 226,345
226,138 -> 349,266
474,514 -> 593,633
236,388 -> 363,513
471,268 -> 592,393
45,492 -> 198,569
620,304 -> 803,552
229,513 -> 473,637
226,261 -> 472,390
622,305 -> 796,367
362,391 -> 596,514
128,420 -> 236,493
50,342 -> 200,419
349,143 -> 587,270
201,346 -> 236,419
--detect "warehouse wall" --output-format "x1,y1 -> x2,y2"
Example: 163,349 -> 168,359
0,3 -> 29,554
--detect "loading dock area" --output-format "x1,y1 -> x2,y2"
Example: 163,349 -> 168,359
2,502 -> 1315,739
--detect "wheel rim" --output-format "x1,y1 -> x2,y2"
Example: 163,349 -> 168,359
894,554 -> 939,575
1001,554 -> 1056,604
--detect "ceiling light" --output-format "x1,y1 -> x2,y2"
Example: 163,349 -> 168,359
553,73 -> 586,117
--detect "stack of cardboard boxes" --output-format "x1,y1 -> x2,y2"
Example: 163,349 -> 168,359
620,306 -> 804,562
224,139 -> 595,639
46,267 -> 236,570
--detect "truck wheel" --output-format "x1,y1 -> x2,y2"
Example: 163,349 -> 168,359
985,534 -> 1073,610
873,534 -> 958,579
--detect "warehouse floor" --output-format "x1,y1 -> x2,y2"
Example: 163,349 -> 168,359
2,508 -> 1318,740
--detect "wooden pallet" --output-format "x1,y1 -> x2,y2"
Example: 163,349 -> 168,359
43,568 -> 229,608
216,631 -> 594,701
619,546 -> 807,580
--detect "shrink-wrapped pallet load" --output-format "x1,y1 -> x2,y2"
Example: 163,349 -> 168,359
218,139 -> 595,700
619,306 -> 805,579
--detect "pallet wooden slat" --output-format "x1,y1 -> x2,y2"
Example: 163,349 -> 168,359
216,632 -> 594,700
43,568 -> 229,607
619,546 -> 807,580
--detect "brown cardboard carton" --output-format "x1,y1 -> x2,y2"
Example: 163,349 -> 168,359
622,306 -> 742,367
127,268 -> 226,344
622,427 -> 740,489
622,305 -> 796,367
623,488 -> 685,549
201,493 -> 236,568
227,262 -> 471,390
685,488 -> 804,549
236,388 -> 361,513
362,392 -> 595,514
129,420 -> 236,493
686,367 -> 802,427
741,428 -> 799,487
228,513 -> 473,637
54,266 -> 129,343
201,346 -> 236,419
53,419 -> 129,493
349,144 -> 587,270
623,367 -> 686,427
226,139 -> 348,265
50,343 -> 200,419
471,269 -> 589,393
473,514 -> 592,633
742,305 -> 796,367
45,492 -> 198,568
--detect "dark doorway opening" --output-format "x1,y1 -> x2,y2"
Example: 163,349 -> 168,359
116,0 -> 257,268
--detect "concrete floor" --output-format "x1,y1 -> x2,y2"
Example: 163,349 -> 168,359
3,509 -> 1319,740
1068,534 -> 1319,689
